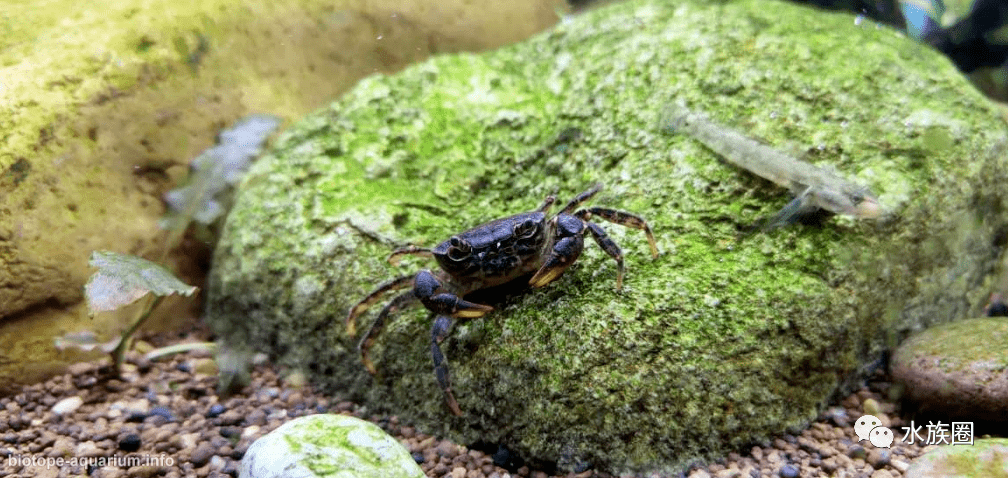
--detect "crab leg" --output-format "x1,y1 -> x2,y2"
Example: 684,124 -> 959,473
387,245 -> 433,265
358,291 -> 417,374
583,222 -> 626,290
346,274 -> 415,336
560,184 -> 602,214
536,194 -> 557,213
574,207 -> 659,258
431,314 -> 463,416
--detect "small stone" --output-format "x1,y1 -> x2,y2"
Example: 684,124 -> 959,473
132,340 -> 154,354
861,398 -> 881,416
869,470 -> 893,478
192,358 -> 218,376
118,434 -> 141,452
450,466 -> 466,478
76,441 -> 103,457
206,404 -> 226,418
209,455 -> 227,471
437,440 -> 458,458
190,443 -> 215,467
217,410 -> 243,426
220,426 -> 242,439
171,432 -> 199,451
51,396 -> 83,415
67,362 -> 98,375
778,463 -> 799,478
847,444 -> 867,460
866,448 -> 890,469
240,414 -> 423,478
128,465 -> 165,477
242,425 -> 261,440
147,406 -> 175,422
48,437 -> 75,457
283,371 -> 308,388
821,406 -> 849,427
716,468 -> 742,478
890,459 -> 909,473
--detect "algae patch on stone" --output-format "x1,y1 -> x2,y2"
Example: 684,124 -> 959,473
209,0 -> 1008,474
241,414 -> 424,478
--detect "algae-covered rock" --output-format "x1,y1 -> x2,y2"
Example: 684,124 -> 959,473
905,438 -> 1008,478
207,0 -> 1008,474
240,414 -> 424,478
891,317 -> 1008,423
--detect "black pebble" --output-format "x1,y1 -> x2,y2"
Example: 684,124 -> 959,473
207,404 -> 226,418
492,445 -> 523,470
118,434 -> 141,452
220,426 -> 242,439
126,411 -> 148,423
411,452 -> 424,464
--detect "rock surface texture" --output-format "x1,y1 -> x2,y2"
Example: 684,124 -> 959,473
905,438 -> 1008,477
240,414 -> 424,478
0,0 -> 560,393
208,0 -> 1008,474
891,317 -> 1008,423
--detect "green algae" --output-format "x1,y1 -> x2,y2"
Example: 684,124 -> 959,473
908,438 -> 1008,478
271,415 -> 424,478
208,0 -> 1008,474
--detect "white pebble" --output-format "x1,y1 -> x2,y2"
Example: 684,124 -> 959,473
51,396 -> 83,415
242,425 -> 261,440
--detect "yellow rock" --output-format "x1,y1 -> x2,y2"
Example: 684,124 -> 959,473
0,0 -> 564,393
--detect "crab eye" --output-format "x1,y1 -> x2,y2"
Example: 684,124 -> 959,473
447,236 -> 471,261
514,219 -> 539,239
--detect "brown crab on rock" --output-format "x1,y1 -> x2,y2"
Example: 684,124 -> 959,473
345,185 -> 658,415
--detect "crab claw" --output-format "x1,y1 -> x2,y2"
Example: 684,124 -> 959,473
529,235 -> 584,288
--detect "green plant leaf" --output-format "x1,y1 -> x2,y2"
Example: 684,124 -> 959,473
84,250 -> 198,314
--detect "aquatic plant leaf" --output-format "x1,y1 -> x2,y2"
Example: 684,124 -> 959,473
84,250 -> 198,314
162,114 -> 281,229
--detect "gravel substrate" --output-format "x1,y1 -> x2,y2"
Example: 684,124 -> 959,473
0,344 -> 937,478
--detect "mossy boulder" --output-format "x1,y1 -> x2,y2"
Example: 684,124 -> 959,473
207,0 -> 1008,474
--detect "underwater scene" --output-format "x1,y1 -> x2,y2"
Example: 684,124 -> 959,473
2,0 -> 1008,476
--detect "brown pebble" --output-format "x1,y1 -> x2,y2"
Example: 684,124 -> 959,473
436,440 -> 458,458
190,442 -> 215,467
870,470 -> 894,478
450,466 -> 466,478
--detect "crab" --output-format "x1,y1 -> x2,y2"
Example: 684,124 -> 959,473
344,185 -> 659,415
